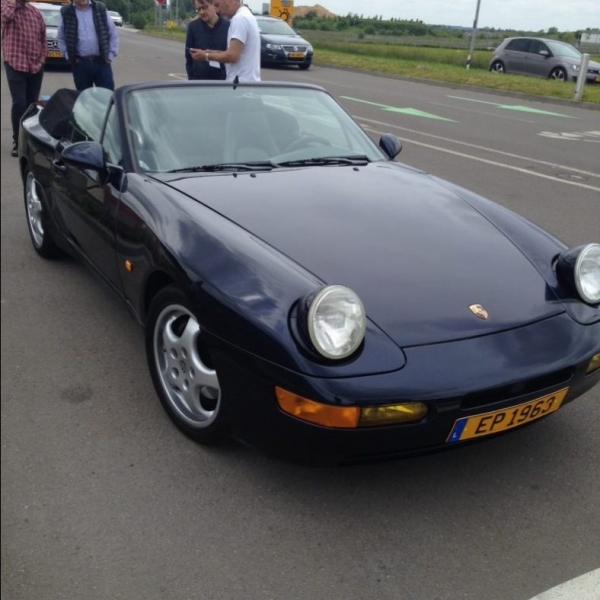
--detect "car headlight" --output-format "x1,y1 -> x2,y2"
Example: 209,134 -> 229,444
571,64 -> 580,71
557,243 -> 600,304
307,44 -> 313,52
266,43 -> 281,50
304,285 -> 366,360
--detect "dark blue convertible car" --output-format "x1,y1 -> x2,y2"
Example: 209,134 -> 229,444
18,81 -> 600,465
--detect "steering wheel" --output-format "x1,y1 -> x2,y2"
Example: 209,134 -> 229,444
284,135 -> 332,154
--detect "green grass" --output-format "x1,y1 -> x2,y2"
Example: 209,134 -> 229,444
141,27 -> 600,105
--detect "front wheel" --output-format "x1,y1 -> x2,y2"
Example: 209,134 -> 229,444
145,286 -> 230,445
23,168 -> 62,258
549,67 -> 567,81
298,63 -> 310,70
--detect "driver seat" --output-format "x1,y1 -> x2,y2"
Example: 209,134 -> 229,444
222,108 -> 278,163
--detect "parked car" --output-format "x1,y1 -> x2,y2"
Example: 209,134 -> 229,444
108,10 -> 123,26
32,2 -> 68,64
256,15 -> 313,70
489,37 -> 600,83
17,82 -> 600,466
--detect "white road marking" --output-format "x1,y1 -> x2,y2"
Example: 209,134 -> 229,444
527,568 -> 600,600
361,125 -> 600,193
356,115 -> 599,179
539,131 -> 600,143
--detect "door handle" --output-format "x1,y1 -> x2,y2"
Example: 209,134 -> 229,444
52,159 -> 68,177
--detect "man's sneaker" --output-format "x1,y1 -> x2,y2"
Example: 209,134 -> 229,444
11,143 -> 18,158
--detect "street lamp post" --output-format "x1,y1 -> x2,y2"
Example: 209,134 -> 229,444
466,0 -> 482,69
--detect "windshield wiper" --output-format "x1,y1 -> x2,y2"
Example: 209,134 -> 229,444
275,155 -> 371,167
167,161 -> 276,173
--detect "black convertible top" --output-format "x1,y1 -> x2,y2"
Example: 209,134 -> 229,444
39,88 -> 80,139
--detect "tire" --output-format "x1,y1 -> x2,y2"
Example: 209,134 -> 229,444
298,63 -> 310,70
489,60 -> 505,74
549,67 -> 567,82
145,286 -> 231,445
23,168 -> 62,258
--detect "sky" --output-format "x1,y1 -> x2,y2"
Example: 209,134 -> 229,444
246,1 -> 600,32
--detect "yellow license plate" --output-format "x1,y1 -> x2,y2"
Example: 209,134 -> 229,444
288,52 -> 304,58
48,51 -> 63,58
447,388 -> 568,443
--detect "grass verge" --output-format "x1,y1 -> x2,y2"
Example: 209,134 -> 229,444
140,27 -> 600,105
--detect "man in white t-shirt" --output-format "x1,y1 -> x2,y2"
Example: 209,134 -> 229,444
189,0 -> 260,82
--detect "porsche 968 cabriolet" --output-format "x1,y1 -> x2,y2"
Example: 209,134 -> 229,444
17,81 -> 600,465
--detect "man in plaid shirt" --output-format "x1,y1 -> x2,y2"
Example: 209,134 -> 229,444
1,0 -> 47,157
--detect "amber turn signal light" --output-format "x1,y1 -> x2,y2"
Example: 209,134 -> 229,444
275,387 -> 428,429
275,387 -> 359,428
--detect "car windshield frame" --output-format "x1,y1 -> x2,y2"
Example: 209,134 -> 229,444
123,84 -> 388,174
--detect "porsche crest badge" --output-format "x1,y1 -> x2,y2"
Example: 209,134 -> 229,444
469,304 -> 489,320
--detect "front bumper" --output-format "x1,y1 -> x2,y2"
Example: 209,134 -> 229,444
212,312 -> 600,466
261,49 -> 313,67
46,40 -> 67,62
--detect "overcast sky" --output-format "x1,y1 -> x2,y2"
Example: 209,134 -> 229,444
247,1 -> 600,32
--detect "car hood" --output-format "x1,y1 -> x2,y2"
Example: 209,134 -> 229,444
46,27 -> 58,40
586,59 -> 600,69
164,163 -> 564,347
260,33 -> 310,46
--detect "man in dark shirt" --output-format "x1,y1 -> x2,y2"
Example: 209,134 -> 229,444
185,0 -> 228,80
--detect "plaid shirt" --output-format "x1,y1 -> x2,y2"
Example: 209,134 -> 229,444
1,0 -> 47,73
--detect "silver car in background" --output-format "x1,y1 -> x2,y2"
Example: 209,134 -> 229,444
32,2 -> 68,64
108,10 -> 123,27
489,37 -> 600,83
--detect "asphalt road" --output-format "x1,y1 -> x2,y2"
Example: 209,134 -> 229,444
1,29 -> 599,600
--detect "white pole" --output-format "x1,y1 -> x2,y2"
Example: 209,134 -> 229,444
466,0 -> 482,69
574,54 -> 590,101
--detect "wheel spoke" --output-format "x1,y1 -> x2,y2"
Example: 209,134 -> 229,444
153,303 -> 221,429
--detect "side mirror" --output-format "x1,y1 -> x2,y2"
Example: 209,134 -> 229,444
379,134 -> 402,160
539,50 -> 550,57
61,140 -> 107,172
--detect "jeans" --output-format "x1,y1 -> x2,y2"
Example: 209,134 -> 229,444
4,62 -> 44,145
72,58 -> 115,91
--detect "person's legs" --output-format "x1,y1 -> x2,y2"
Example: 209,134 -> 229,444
72,60 -> 95,91
25,68 -> 45,108
4,63 -> 29,150
92,61 -> 115,91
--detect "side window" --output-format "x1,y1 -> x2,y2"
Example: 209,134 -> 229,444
69,87 -> 113,143
102,105 -> 123,165
529,41 -> 549,55
506,39 -> 531,52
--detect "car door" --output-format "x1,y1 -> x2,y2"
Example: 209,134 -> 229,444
51,89 -> 123,292
503,38 -> 531,74
526,40 -> 552,77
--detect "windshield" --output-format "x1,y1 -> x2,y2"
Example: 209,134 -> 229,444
257,19 -> 297,36
547,41 -> 582,59
39,8 -> 61,26
125,85 -> 386,173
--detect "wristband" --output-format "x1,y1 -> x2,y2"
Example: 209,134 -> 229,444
205,53 -> 210,62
